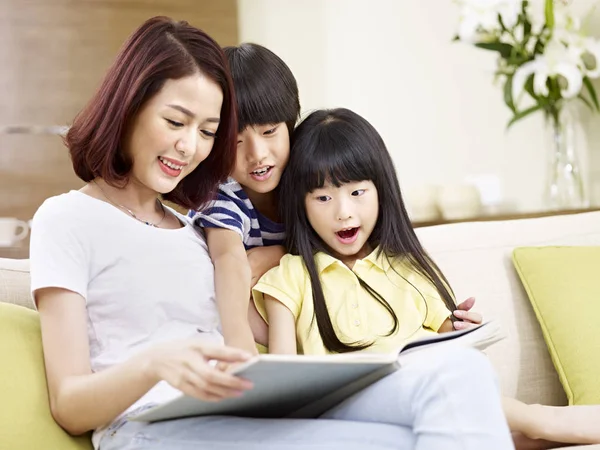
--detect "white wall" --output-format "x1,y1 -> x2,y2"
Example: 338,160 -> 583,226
238,0 -> 600,212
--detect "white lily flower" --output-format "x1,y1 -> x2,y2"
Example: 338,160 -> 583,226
513,40 -> 583,101
526,0 -> 581,35
560,31 -> 600,78
456,0 -> 521,42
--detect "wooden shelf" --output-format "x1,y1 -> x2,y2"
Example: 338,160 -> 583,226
412,207 -> 600,228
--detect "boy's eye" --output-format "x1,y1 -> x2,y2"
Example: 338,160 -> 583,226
352,189 -> 366,196
166,119 -> 184,127
263,126 -> 278,136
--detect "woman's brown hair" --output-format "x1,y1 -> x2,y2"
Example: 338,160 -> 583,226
66,16 -> 237,210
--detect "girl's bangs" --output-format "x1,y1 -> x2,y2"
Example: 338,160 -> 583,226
299,133 -> 375,193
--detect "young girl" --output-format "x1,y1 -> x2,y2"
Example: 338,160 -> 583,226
252,108 -> 600,449
252,108 -> 514,448
188,43 -> 299,353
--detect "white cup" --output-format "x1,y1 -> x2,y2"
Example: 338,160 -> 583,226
0,218 -> 29,247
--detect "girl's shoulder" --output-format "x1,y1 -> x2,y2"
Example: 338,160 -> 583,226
278,253 -> 307,274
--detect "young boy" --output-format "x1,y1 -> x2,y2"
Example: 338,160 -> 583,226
189,43 -> 300,354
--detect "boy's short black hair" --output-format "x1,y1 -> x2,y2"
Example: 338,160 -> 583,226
224,43 -> 300,135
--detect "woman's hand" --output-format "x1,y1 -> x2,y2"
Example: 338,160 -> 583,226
452,297 -> 483,330
144,339 -> 255,402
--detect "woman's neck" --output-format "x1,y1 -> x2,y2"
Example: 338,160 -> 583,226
92,178 -> 160,215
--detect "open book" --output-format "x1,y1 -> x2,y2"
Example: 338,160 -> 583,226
130,320 -> 504,423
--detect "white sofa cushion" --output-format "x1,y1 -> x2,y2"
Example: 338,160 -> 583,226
416,211 -> 600,406
0,258 -> 33,310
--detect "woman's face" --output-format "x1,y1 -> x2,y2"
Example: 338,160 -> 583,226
124,73 -> 223,194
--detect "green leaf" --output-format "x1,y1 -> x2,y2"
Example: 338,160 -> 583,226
583,76 -> 600,111
523,18 -> 532,37
578,94 -> 594,112
524,74 -> 536,98
498,13 -> 507,32
504,75 -> 516,113
507,104 -> 544,129
475,42 -> 514,58
545,0 -> 555,30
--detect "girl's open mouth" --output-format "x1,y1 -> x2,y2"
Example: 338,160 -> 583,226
335,227 -> 360,244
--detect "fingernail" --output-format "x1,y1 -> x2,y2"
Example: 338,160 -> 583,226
454,321 -> 465,329
454,310 -> 464,318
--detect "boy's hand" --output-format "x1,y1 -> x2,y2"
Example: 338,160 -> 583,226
452,297 -> 483,330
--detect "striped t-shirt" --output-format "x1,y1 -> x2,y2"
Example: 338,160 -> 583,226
189,178 -> 285,250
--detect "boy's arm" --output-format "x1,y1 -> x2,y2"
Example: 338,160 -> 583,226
205,227 -> 258,355
246,245 -> 286,287
264,294 -> 297,354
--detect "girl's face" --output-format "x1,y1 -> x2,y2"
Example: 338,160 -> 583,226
231,122 -> 290,195
124,74 -> 223,195
305,180 -> 379,263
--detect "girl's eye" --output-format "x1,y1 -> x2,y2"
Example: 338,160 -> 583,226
316,195 -> 330,202
352,189 -> 366,196
166,119 -> 184,127
263,126 -> 277,136
201,130 -> 216,138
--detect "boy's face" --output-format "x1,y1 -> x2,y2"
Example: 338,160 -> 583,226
232,122 -> 290,195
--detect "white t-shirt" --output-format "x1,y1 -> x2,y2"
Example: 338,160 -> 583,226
30,190 -> 223,448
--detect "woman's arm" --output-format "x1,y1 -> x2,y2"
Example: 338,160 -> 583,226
205,227 -> 258,355
37,287 -> 253,435
264,294 -> 297,354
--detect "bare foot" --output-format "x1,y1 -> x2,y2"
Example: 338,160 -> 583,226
504,398 -> 600,445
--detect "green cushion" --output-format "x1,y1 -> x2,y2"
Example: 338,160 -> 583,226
0,303 -> 92,449
513,246 -> 600,405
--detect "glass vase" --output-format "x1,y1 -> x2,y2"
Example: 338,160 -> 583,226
544,107 -> 587,210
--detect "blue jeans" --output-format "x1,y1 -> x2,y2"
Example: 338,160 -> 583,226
99,347 -> 514,450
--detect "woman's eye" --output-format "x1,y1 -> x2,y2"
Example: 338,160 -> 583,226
352,189 -> 366,196
201,130 -> 216,138
166,119 -> 184,127
263,126 -> 277,136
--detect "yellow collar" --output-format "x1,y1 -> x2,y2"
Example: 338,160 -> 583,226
313,246 -> 392,273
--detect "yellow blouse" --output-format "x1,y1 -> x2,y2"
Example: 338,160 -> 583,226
252,247 -> 452,355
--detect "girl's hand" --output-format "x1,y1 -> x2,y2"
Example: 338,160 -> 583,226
144,339 -> 254,402
452,297 -> 483,330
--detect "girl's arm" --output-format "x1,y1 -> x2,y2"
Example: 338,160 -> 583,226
37,287 -> 253,435
205,227 -> 258,355
264,294 -> 297,354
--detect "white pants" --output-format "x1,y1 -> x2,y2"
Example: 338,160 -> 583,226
99,347 -> 514,450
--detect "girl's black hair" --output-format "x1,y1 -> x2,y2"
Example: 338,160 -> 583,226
224,43 -> 300,135
280,108 -> 456,353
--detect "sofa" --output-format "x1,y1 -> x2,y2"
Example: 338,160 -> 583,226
2,211 -> 600,449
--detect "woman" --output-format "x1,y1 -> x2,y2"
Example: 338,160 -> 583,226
30,16 -> 513,450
